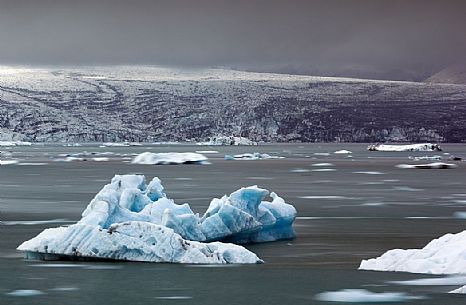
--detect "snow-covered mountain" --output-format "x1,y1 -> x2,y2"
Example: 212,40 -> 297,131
1,66 -> 466,142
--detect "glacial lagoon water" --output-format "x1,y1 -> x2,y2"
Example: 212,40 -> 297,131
1,143 -> 466,304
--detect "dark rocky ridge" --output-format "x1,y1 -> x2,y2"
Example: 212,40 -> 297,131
1,66 -> 466,143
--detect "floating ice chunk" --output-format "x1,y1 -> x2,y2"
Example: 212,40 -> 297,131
396,162 -> 457,169
450,285 -> 466,294
312,163 -> 334,167
315,289 -> 422,303
18,222 -> 261,264
226,153 -> 283,160
0,141 -> 32,147
6,289 -> 44,297
353,171 -> 384,175
368,143 -> 442,152
334,150 -> 352,154
359,230 -> 466,274
411,155 -> 442,161
131,152 -> 208,165
18,175 -> 296,264
0,159 -> 19,165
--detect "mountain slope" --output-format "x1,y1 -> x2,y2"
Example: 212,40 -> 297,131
425,62 -> 466,85
1,66 -> 466,143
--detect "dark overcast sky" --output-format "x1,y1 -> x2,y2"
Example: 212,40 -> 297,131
0,0 -> 465,80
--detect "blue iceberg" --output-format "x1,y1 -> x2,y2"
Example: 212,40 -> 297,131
18,175 -> 297,264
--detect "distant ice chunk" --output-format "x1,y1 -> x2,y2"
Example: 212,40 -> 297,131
315,289 -> 422,303
131,152 -> 208,165
6,289 -> 44,297
334,150 -> 352,154
0,141 -> 32,147
450,285 -> 466,294
226,153 -> 283,160
411,155 -> 442,161
0,159 -> 19,165
396,162 -> 457,169
359,230 -> 466,274
368,143 -> 442,152
18,175 -> 296,264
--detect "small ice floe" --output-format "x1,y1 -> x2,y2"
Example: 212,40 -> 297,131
195,150 -> 219,154
368,143 -> 442,152
0,159 -> 19,165
389,275 -> 466,286
410,155 -> 442,161
313,152 -> 330,156
353,171 -> 384,175
225,153 -> 283,160
362,202 -> 385,206
18,162 -> 48,166
50,287 -> 80,292
312,163 -> 334,167
17,175 -> 297,264
6,289 -> 44,297
131,152 -> 208,165
359,230 -> 466,274
54,156 -> 110,162
102,142 -> 141,147
290,168 -> 310,173
396,162 -> 457,169
315,289 -> 422,303
450,285 -> 466,294
311,168 -> 337,172
334,150 -> 352,154
0,141 -> 32,147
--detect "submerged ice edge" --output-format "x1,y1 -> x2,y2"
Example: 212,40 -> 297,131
17,174 -> 297,264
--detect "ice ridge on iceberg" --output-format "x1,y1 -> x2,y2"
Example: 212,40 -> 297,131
18,175 -> 297,264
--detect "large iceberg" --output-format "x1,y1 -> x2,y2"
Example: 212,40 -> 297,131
18,175 -> 296,264
359,230 -> 466,274
131,152 -> 208,165
367,143 -> 442,152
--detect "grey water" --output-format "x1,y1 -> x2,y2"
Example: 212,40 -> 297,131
0,143 -> 465,304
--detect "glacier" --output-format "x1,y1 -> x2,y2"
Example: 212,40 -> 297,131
17,174 -> 297,264
131,152 -> 208,165
359,230 -> 466,274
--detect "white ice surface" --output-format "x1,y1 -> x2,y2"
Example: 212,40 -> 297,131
359,230 -> 466,274
368,143 -> 441,152
131,152 -> 208,165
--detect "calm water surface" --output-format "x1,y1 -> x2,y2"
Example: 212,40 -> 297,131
0,143 -> 465,304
